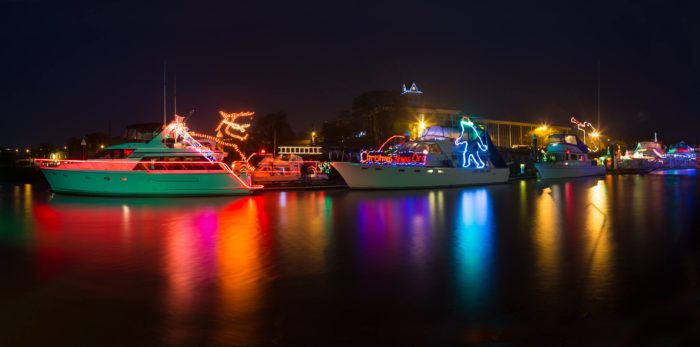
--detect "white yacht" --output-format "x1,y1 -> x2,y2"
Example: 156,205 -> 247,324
332,118 -> 510,189
36,117 -> 261,196
535,134 -> 605,179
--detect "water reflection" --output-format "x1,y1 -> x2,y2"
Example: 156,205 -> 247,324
216,197 -> 270,345
454,188 -> 494,314
533,185 -> 562,295
163,207 -> 218,344
275,191 -> 332,277
1,177 -> 699,345
356,191 -> 444,277
584,179 -> 613,301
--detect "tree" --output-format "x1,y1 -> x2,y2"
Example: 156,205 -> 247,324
322,90 -> 410,150
248,111 -> 295,153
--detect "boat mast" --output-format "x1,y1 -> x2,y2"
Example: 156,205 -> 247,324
596,60 -> 601,130
174,73 -> 177,116
163,60 -> 167,127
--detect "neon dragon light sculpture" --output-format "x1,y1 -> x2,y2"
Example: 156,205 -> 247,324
189,111 -> 254,161
454,117 -> 488,169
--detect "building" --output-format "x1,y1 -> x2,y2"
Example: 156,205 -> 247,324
400,82 -> 571,148
475,119 -> 571,148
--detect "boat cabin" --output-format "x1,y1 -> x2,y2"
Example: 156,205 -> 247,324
544,134 -> 591,162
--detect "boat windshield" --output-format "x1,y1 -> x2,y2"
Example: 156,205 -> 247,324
548,135 -> 578,145
396,142 -> 441,154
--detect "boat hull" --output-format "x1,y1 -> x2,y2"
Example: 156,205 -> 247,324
332,162 -> 510,189
535,162 -> 605,179
40,169 -> 254,196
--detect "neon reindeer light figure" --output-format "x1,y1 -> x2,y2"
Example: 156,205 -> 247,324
454,117 -> 488,169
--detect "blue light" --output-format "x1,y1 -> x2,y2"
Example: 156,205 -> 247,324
454,188 -> 494,314
454,118 -> 488,169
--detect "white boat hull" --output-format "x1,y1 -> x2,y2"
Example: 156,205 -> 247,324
332,162 -> 510,189
41,169 -> 254,196
535,162 -> 605,179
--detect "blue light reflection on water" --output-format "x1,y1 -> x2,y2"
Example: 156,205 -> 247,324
453,188 -> 494,315
2,176 -> 700,345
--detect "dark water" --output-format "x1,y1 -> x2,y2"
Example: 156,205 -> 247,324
1,172 -> 699,346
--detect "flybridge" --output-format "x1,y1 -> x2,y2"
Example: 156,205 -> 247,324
164,116 -> 218,163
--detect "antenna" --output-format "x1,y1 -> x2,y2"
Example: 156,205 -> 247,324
163,60 -> 167,127
596,60 -> 601,130
174,73 -> 177,116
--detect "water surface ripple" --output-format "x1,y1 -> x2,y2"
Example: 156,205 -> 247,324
1,173 -> 699,345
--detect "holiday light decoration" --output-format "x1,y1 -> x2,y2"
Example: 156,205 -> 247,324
316,161 -> 332,175
401,82 -> 423,95
454,117 -> 488,169
378,135 -> 406,151
188,131 -> 247,161
189,110 -> 255,161
360,133 -> 426,166
165,116 -> 217,163
215,111 -> 254,141
570,117 -> 599,151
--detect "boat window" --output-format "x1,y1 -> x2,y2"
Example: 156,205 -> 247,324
428,143 -> 441,154
414,143 -> 428,153
133,157 -> 223,171
93,150 -> 110,159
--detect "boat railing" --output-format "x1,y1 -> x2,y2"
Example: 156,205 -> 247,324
35,158 -> 232,171
36,158 -> 264,189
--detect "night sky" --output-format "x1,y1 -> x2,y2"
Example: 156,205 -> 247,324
2,0 -> 699,147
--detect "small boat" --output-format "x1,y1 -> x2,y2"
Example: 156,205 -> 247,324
35,117 -> 261,196
663,141 -> 697,169
631,141 -> 665,160
618,140 -> 664,172
251,154 -> 329,184
332,117 -> 510,189
535,134 -> 605,179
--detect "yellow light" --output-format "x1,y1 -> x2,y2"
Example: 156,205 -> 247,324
100,144 -> 105,149
537,125 -> 548,131
591,131 -> 600,138
215,111 -> 254,141
417,115 -> 427,132
311,131 -> 316,137
25,149 -> 29,153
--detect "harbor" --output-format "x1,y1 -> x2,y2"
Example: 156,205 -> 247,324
5,82 -> 698,193
3,1 -> 700,345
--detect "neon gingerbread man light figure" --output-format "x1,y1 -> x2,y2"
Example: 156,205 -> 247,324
454,117 -> 488,169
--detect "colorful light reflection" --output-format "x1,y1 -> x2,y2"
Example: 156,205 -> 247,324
454,188 -> 493,314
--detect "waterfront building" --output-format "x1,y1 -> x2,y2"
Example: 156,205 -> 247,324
400,82 -> 571,148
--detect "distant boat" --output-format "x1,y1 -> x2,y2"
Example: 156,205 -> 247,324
535,134 -> 605,179
35,117 -> 261,196
666,141 -> 696,159
663,141 -> 698,169
251,154 -> 328,184
332,117 -> 510,189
